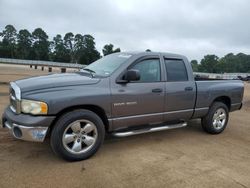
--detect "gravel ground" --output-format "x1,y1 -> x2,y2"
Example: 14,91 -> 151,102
0,64 -> 250,188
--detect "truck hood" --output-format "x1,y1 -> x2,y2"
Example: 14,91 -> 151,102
15,73 -> 100,92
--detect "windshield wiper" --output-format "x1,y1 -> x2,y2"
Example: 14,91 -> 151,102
81,68 -> 96,77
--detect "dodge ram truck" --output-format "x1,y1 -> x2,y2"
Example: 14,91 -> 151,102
2,52 -> 244,161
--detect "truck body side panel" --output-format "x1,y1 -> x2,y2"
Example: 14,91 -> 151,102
192,80 -> 244,118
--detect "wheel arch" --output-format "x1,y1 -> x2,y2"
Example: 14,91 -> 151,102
212,96 -> 231,110
48,105 -> 110,135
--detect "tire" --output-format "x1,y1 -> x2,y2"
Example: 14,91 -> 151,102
201,102 -> 229,134
50,109 -> 105,161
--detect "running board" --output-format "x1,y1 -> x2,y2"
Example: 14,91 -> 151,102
112,122 -> 187,137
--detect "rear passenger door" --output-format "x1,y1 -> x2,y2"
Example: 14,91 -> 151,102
164,58 -> 196,122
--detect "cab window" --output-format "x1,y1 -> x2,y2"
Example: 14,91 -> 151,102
164,59 -> 188,81
129,59 -> 161,82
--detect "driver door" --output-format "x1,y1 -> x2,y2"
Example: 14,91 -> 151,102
110,57 -> 165,130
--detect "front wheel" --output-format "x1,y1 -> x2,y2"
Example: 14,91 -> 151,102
50,109 -> 105,161
201,102 -> 229,134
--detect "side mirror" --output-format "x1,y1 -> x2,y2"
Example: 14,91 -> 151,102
124,69 -> 140,82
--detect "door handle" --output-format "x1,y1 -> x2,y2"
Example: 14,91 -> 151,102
152,88 -> 163,93
185,87 -> 193,91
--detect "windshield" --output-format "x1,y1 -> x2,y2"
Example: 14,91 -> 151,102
83,53 -> 132,77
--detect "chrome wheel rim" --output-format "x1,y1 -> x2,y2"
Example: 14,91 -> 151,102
212,108 -> 227,130
62,120 -> 98,154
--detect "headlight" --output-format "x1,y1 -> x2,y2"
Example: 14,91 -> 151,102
21,99 -> 48,115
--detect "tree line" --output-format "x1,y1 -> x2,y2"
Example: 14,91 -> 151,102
0,24 -> 250,72
191,53 -> 250,73
0,25 -> 120,65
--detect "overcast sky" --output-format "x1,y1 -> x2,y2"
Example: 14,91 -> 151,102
0,0 -> 250,60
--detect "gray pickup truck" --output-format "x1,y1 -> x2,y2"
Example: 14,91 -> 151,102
2,52 -> 244,161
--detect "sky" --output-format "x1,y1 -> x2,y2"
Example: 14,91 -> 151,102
0,0 -> 250,61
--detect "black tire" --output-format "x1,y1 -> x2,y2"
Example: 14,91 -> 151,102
201,102 -> 229,134
50,109 -> 105,161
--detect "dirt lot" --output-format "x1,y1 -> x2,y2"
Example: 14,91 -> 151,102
0,64 -> 250,188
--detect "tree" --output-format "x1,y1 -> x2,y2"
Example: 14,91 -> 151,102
16,29 -> 32,59
236,53 -> 250,72
145,49 -> 151,52
102,44 -> 121,56
219,53 -> 250,73
64,32 -> 75,63
74,34 -> 85,63
190,60 -> 199,72
0,40 -> 12,58
32,28 -> 50,60
51,34 -> 70,62
79,34 -> 100,65
199,55 -> 220,73
62,33 -> 100,64
2,24 -> 250,71
0,24 -> 17,58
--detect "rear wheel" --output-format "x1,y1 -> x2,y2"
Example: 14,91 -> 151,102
50,109 -> 105,161
201,102 -> 229,134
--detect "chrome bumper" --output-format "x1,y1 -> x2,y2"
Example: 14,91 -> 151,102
3,121 -> 48,142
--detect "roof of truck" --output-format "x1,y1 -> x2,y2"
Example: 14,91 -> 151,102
119,51 -> 187,59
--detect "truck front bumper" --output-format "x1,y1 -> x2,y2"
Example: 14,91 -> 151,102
1,107 -> 55,142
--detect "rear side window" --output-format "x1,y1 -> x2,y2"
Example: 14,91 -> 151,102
164,59 -> 188,82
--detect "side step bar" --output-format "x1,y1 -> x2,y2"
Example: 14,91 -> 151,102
112,122 -> 187,137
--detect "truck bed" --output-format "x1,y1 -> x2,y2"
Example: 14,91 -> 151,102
194,74 -> 241,81
193,79 -> 243,119
195,77 -> 228,81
